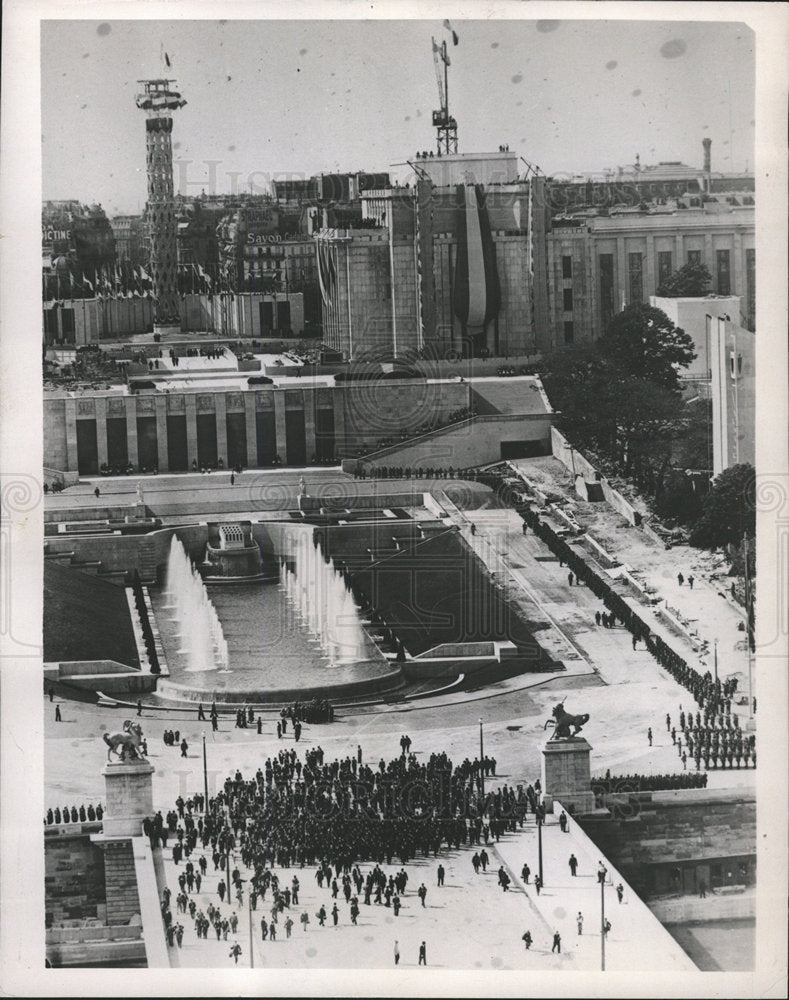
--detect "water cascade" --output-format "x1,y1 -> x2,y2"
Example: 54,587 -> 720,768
279,535 -> 368,665
163,535 -> 230,672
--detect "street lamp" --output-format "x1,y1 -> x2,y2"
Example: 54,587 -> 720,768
201,732 -> 208,813
536,804 -> 544,887
478,719 -> 485,799
599,863 -> 608,971
249,888 -> 254,968
713,639 -> 718,684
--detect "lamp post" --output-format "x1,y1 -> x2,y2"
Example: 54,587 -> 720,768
249,887 -> 254,968
478,718 -> 485,799
536,805 -> 544,887
201,731 -> 208,814
599,863 -> 608,971
713,639 -> 718,684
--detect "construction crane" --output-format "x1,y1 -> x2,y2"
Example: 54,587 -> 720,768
431,37 -> 458,155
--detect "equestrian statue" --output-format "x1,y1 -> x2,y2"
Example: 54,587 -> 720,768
103,720 -> 146,762
544,701 -> 590,739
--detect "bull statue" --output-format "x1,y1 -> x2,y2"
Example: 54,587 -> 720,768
103,720 -> 146,762
544,701 -> 589,740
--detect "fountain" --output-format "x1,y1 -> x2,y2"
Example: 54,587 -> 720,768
279,534 -> 369,666
163,536 -> 229,672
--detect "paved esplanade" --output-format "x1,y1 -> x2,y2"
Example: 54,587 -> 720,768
45,469 -> 752,969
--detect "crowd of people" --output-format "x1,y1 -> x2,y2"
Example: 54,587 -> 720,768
45,803 -> 103,824
667,705 -> 756,770
284,699 -> 335,724
590,772 -> 708,800
147,739 -> 555,963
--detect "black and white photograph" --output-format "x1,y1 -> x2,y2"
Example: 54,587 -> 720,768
0,2 -> 786,996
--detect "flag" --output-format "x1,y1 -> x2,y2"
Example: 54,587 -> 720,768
443,19 -> 459,45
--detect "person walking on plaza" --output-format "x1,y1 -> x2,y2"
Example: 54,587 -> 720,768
136,699 -> 142,717
647,727 -> 653,747
576,911 -> 584,935
229,942 -> 241,964
418,941 -> 427,966
568,853 -> 578,877
559,810 -> 568,832
180,737 -> 188,758
300,911 -> 309,932
437,864 -> 445,887
418,883 -> 427,907
394,939 -> 400,965
284,916 -> 293,938
688,574 -> 695,589
522,930 -> 532,950
498,866 -> 510,891
479,849 -> 489,872
552,930 -> 561,953
534,874 -> 542,895
197,703 -> 205,721
472,853 -> 481,874
55,704 -> 62,722
521,862 -> 530,884
598,861 -> 607,884
677,572 -> 684,587
616,883 -> 624,904
568,571 -> 574,587
94,487 -> 100,499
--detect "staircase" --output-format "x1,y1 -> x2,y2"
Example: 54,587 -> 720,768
43,547 -> 126,585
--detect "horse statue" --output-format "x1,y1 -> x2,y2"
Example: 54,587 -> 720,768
103,720 -> 146,762
544,701 -> 590,739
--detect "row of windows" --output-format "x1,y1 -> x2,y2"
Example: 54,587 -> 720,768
562,248 -> 742,314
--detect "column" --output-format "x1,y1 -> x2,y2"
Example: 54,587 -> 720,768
244,393 -> 258,468
215,393 -> 228,467
332,387 -> 347,459
616,237 -> 628,308
64,397 -> 79,472
645,235 -> 656,299
154,397 -> 169,473
273,391 -> 287,463
95,396 -> 109,470
185,394 -> 199,469
703,233 -> 714,273
675,234 -> 684,267
125,397 -> 139,469
732,231 -> 743,297
304,391 -> 317,463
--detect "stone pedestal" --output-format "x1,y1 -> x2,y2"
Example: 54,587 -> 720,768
153,323 -> 181,337
101,760 -> 155,838
541,737 -> 596,816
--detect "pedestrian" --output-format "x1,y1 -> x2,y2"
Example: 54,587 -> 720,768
595,611 -> 601,626
331,902 -> 339,926
480,849 -> 489,872
647,727 -> 653,747
472,853 -> 480,874
688,574 -> 695,589
394,939 -> 400,965
666,712 -> 671,731
418,883 -> 427,907
597,862 -> 607,884
568,571 -> 574,587
603,918 -> 611,937
522,930 -> 532,950
230,473 -> 235,486
55,704 -> 62,722
229,942 -> 242,963
317,905 -> 326,926
276,721 -> 282,739
180,738 -> 188,757
616,883 -> 624,903
552,930 -> 561,953
300,911 -> 309,931
48,686 -> 54,702
677,572 -> 684,587
568,854 -> 578,876
698,879 -> 707,899
632,633 -> 638,650
269,920 -> 276,941
521,862 -> 530,883
284,916 -> 293,938
559,810 -> 568,832
218,879 -> 226,902
437,864 -> 445,887
576,911 -> 583,935
94,487 -> 100,498
418,941 -> 427,966
257,717 -> 262,734
534,874 -> 542,895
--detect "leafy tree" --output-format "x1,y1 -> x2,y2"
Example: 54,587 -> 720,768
598,304 -> 697,387
656,261 -> 713,297
689,463 -> 755,549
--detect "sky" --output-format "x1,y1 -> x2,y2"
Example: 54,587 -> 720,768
41,17 -> 755,216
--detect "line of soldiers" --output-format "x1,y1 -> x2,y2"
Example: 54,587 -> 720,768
45,803 -> 103,825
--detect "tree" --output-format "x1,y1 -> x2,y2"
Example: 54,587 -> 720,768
689,463 -> 755,550
656,261 -> 712,297
598,304 -> 697,387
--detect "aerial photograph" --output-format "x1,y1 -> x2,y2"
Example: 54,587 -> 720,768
1,7 -> 781,995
